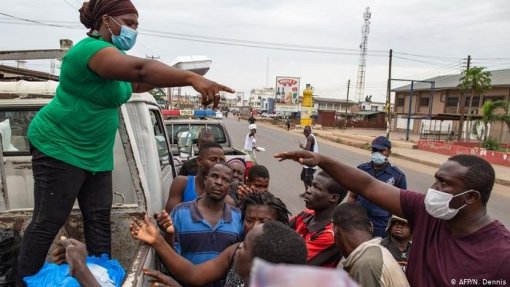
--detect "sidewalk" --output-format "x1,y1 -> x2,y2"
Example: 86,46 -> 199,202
261,119 -> 510,187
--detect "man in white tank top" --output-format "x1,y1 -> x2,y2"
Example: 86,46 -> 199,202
299,126 -> 318,197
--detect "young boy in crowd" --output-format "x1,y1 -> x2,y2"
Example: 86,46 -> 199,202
380,215 -> 412,272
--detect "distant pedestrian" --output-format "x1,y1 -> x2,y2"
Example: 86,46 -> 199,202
244,124 -> 259,164
347,136 -> 407,237
286,117 -> 291,131
248,114 -> 256,124
380,215 -> 412,272
299,126 -> 318,197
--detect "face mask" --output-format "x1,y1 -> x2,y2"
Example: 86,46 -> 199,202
424,188 -> 475,220
107,16 -> 138,51
370,152 -> 388,165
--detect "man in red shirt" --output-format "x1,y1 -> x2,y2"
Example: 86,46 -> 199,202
275,152 -> 510,286
290,170 -> 348,267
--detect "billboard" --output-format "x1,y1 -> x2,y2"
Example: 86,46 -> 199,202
275,76 -> 300,105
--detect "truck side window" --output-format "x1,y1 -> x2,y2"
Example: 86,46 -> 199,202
0,110 -> 37,155
149,110 -> 171,168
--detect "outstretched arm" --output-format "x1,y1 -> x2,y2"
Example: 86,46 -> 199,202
131,215 -> 236,285
89,48 -> 234,109
131,82 -> 155,93
275,150 -> 403,217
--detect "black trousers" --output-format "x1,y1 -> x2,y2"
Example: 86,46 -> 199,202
16,147 -> 112,285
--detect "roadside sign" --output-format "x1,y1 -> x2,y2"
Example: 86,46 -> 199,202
180,109 -> 194,116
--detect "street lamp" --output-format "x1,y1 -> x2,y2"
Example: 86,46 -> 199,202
170,55 -> 211,76
168,56 -> 212,108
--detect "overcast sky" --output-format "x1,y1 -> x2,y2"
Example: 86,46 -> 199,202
1,0 -> 510,102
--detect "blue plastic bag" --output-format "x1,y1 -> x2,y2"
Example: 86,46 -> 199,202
24,254 -> 125,287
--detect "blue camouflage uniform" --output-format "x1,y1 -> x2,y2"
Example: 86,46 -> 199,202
356,162 -> 407,238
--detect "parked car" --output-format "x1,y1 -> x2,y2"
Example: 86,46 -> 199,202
164,118 -> 251,173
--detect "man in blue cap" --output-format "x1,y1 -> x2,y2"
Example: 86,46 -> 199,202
347,136 -> 407,237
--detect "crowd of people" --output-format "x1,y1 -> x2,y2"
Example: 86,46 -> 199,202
47,117 -> 509,287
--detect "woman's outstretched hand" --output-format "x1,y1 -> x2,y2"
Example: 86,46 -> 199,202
189,75 -> 235,110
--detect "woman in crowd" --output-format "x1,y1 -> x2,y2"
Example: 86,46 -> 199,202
227,158 -> 247,205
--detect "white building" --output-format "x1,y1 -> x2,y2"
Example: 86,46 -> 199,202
360,100 -> 389,112
249,87 -> 275,110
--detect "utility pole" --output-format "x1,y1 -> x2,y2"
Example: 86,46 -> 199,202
265,57 -> 270,88
344,80 -> 351,129
406,81 -> 415,141
385,49 -> 393,138
167,88 -> 173,109
457,55 -> 471,141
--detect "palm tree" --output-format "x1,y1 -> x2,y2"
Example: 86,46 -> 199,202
473,100 -> 510,144
457,66 -> 492,141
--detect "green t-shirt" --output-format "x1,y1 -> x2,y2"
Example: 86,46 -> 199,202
28,37 -> 132,172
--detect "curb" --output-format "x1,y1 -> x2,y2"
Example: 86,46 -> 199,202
313,132 -> 510,188
251,119 -> 510,187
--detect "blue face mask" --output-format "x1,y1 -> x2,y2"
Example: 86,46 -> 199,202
108,16 -> 138,51
370,152 -> 388,165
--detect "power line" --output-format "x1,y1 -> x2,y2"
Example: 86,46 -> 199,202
0,12 -> 388,56
392,50 -> 462,61
5,12 -> 509,62
3,11 -> 510,81
141,28 -> 387,54
0,12 -> 79,29
141,30 -> 387,56
393,59 -> 462,81
393,55 -> 457,66
63,0 -> 78,10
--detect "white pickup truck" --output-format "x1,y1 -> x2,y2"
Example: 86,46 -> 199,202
165,118 -> 252,173
0,83 -> 175,286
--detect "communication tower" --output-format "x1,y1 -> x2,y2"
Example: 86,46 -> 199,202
355,7 -> 371,102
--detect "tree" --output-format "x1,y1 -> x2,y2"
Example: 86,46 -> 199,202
457,66 -> 492,141
473,100 -> 510,145
149,88 -> 166,102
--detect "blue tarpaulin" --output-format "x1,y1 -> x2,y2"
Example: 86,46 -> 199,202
24,254 -> 125,287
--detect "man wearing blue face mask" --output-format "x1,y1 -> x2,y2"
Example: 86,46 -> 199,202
347,136 -> 407,238
275,152 -> 510,287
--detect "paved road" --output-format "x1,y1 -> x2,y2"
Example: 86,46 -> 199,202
223,117 -> 510,227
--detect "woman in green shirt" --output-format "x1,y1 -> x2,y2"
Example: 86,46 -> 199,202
17,0 -> 234,282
